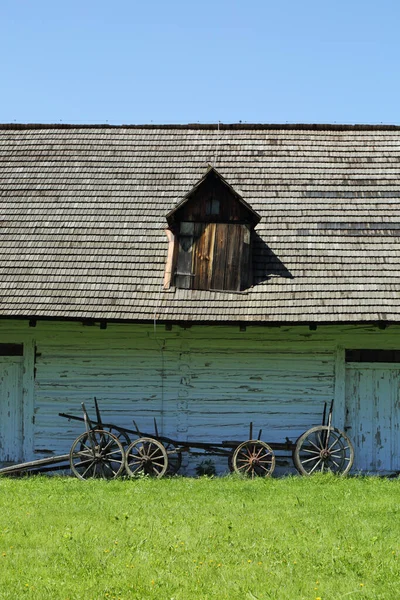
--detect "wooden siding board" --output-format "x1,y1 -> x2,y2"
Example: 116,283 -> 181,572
240,226 -> 251,290
333,346 -> 346,431
0,357 -> 23,462
192,222 -> 210,290
21,338 -> 35,460
224,224 -> 242,292
345,365 -> 400,473
210,224 -> 228,290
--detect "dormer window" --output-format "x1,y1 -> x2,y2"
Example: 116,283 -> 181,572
166,168 -> 260,292
206,197 -> 220,216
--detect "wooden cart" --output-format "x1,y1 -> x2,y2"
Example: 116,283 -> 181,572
63,399 -> 355,479
0,400 -> 354,479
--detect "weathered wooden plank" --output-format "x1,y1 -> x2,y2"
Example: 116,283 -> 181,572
22,338 -> 35,460
344,366 -> 400,473
193,222 -> 215,290
392,373 -> 400,471
224,224 -> 242,291
175,222 -> 194,289
211,223 -> 228,290
0,453 -> 71,475
333,346 -> 345,430
376,371 -> 392,470
240,225 -> 251,290
0,357 -> 23,463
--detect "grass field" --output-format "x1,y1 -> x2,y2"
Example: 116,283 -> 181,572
0,475 -> 399,599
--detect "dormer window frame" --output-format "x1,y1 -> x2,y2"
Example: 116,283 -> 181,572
165,167 -> 261,293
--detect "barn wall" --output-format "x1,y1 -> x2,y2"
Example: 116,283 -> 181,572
32,324 -> 336,473
1,320 -> 400,473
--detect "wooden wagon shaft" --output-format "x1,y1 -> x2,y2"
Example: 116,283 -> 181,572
0,453 -> 77,475
59,412 -> 140,437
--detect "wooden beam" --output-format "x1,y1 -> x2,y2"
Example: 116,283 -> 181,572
333,346 -> 346,430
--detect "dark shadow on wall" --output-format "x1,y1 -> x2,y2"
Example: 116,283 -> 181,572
252,231 -> 294,285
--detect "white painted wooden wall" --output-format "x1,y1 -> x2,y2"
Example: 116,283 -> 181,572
1,320 -> 400,473
31,325 -> 335,474
346,364 -> 400,473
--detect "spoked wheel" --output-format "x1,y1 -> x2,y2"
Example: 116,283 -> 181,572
125,437 -> 168,478
294,426 -> 354,475
70,429 -> 125,480
164,442 -> 182,476
232,440 -> 275,478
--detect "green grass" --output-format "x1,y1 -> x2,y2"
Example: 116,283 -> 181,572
0,475 -> 399,599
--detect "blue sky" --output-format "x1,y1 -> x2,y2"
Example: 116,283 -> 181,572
0,0 -> 399,125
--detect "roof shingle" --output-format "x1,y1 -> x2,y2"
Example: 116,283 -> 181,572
1,123 -> 400,323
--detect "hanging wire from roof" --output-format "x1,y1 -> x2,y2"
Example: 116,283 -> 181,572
152,279 -> 166,432
213,121 -> 221,167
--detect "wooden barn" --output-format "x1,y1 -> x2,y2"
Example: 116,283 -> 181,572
1,122 -> 400,474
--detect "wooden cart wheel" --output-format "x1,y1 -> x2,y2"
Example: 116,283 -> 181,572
70,429 -> 125,480
125,437 -> 168,478
164,442 -> 182,475
293,426 -> 354,476
232,440 -> 275,478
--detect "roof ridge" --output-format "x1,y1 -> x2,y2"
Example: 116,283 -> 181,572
1,123 -> 400,131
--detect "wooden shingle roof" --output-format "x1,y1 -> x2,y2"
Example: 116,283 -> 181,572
1,122 -> 400,324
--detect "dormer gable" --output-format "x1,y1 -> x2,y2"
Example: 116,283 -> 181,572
166,167 -> 260,228
166,168 -> 261,292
